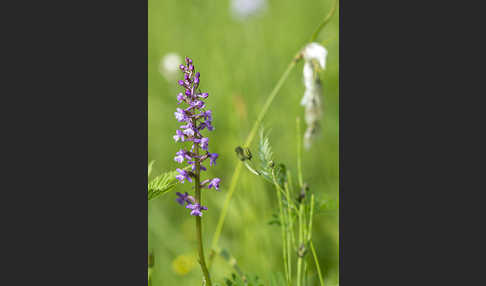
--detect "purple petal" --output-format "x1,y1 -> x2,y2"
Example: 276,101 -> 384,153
175,174 -> 185,182
186,204 -> 195,209
174,155 -> 184,163
190,210 -> 202,216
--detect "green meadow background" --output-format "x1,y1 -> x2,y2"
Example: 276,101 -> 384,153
148,0 -> 339,285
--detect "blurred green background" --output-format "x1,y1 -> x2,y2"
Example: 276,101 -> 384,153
148,0 -> 338,285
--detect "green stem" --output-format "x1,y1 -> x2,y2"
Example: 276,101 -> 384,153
284,181 -> 293,281
307,195 -> 315,242
208,161 -> 242,266
310,241 -> 325,286
273,170 -> 290,285
244,58 -> 299,147
309,0 -> 338,42
195,146 -> 212,286
296,204 -> 304,286
296,117 -> 304,188
296,116 -> 305,286
284,181 -> 296,251
303,260 -> 308,286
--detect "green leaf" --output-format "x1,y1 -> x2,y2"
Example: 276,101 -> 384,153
258,128 -> 274,183
258,128 -> 273,163
148,160 -> 155,178
256,128 -> 289,189
147,167 -> 189,201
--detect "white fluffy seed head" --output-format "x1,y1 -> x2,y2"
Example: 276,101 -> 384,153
302,61 -> 315,90
159,53 -> 182,81
303,83 -> 322,125
300,43 -> 328,149
303,42 -> 328,70
301,61 -> 318,106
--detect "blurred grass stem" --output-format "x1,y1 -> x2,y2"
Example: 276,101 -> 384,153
310,0 -> 338,42
296,117 -> 304,188
296,116 -> 304,286
310,241 -> 325,286
297,204 -> 304,286
273,169 -> 291,285
284,180 -> 293,282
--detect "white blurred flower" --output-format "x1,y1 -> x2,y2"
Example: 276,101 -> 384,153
159,53 -> 181,81
301,43 -> 328,149
231,0 -> 267,20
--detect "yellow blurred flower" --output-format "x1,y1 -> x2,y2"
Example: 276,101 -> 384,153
171,253 -> 196,276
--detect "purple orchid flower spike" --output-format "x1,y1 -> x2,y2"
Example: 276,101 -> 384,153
172,56 -> 217,286
172,56 -> 221,216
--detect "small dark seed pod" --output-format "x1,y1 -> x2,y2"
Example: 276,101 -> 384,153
268,160 -> 275,168
235,146 -> 252,161
297,244 -> 307,258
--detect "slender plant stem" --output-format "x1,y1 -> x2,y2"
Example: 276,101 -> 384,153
273,170 -> 290,285
284,181 -> 293,281
309,0 -> 338,42
244,58 -> 300,147
307,194 -> 315,242
209,1 -> 338,267
296,116 -> 305,286
208,161 -> 242,266
310,241 -> 325,286
296,203 -> 304,286
296,117 -> 304,188
278,189 -> 290,285
303,260 -> 308,286
285,176 -> 296,249
195,146 -> 212,286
